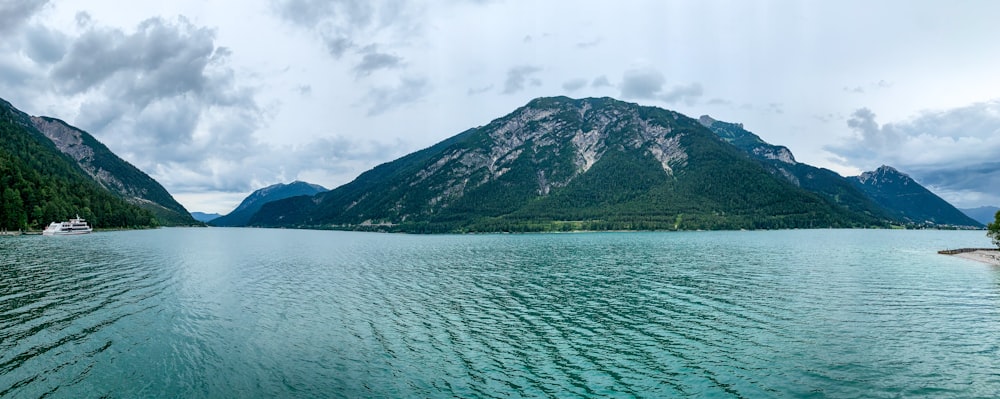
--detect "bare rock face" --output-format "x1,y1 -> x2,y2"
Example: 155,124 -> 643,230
31,116 -> 131,196
31,116 -> 94,162
406,97 -> 691,209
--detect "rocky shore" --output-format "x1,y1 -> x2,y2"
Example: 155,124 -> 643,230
940,248 -> 1000,266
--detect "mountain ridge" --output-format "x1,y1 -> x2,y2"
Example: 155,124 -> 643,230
191,212 -> 222,222
960,206 -> 999,225
698,115 -> 897,225
250,96 -> 884,232
849,165 -> 981,227
210,181 -> 327,227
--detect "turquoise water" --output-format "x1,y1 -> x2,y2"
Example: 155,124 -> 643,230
1,228 -> 998,398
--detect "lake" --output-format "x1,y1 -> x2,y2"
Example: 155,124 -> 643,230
1,228 -> 998,398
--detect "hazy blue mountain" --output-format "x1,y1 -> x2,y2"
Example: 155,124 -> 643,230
191,212 -> 223,222
959,206 -> 999,225
850,166 -> 982,227
250,96 -> 884,232
210,181 -> 327,227
30,116 -> 199,226
698,115 -> 893,223
0,98 -> 158,230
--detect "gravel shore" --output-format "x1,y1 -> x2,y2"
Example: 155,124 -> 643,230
951,250 -> 1000,266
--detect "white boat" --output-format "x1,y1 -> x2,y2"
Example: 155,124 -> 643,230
42,215 -> 93,236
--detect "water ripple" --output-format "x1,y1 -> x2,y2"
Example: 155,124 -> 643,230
2,229 -> 999,397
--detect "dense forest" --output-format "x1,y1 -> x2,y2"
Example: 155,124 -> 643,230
0,99 -> 157,231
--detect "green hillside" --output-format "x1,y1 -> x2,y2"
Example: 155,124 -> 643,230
699,116 -> 892,224
0,98 -> 157,230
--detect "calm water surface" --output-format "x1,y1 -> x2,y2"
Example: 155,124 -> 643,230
1,228 -> 998,398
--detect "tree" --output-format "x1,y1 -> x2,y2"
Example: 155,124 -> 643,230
988,210 -> 1000,249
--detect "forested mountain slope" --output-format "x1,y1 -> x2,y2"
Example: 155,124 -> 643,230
30,116 -> 199,226
251,97 -> 882,232
0,98 -> 157,230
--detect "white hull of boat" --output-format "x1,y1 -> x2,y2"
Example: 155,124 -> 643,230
41,229 -> 92,236
42,215 -> 93,236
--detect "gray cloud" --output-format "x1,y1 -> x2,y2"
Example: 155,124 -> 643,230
16,16 -> 267,196
621,67 -> 664,99
561,78 -> 587,92
591,75 -> 611,88
273,0 -> 342,27
467,84 -> 493,96
365,77 -> 430,116
51,17 -> 217,107
621,68 -> 703,105
661,82 -> 703,105
827,102 -> 1000,207
22,24 -> 67,64
354,46 -> 403,78
74,11 -> 91,27
324,35 -> 353,58
502,65 -> 542,94
271,0 -> 414,60
0,0 -> 48,34
844,108 -> 900,151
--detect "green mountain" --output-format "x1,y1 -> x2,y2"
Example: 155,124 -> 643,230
250,96 -> 883,232
210,181 -> 326,227
960,206 -> 1000,225
850,166 -> 982,227
698,116 -> 892,224
0,98 -> 157,230
30,116 -> 199,226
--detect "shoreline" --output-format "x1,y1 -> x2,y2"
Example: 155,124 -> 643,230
940,248 -> 1000,266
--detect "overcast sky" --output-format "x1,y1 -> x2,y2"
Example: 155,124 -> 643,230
2,0 -> 998,213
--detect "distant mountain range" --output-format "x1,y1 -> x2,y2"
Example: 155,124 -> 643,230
2,94 -> 980,233
210,181 -> 327,227
698,116 -> 980,228
243,96 -> 980,232
191,212 -> 223,222
0,98 -> 188,229
960,206 -> 999,225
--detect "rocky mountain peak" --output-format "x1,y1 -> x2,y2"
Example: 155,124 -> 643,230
410,97 -> 691,205
856,165 -> 911,186
697,115 -> 717,127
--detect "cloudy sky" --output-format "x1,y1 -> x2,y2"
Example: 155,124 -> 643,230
2,0 -> 999,213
